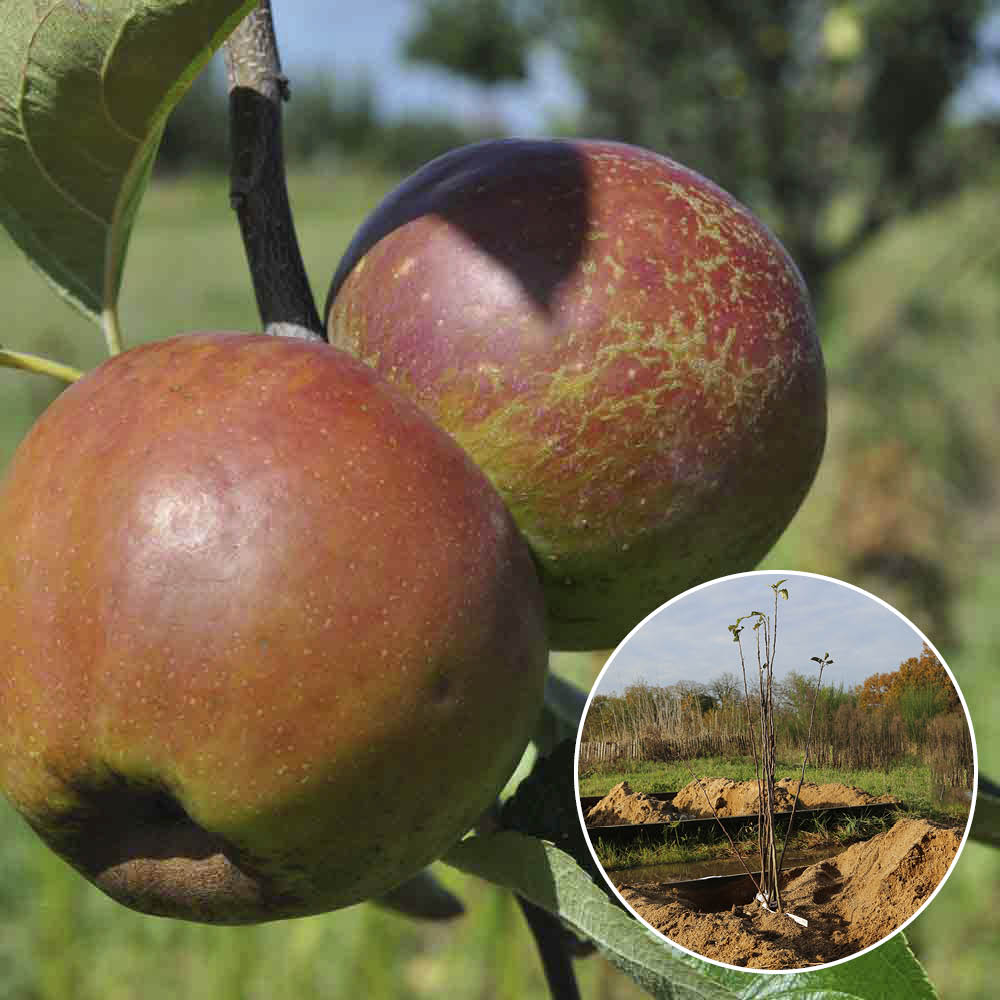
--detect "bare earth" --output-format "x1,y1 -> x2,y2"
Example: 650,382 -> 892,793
617,817 -> 963,969
671,776 -> 900,817
584,777 -> 900,827
585,781 -> 682,826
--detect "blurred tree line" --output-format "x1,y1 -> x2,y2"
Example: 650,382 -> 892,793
581,643 -> 971,779
155,58 -> 498,177
162,1 -> 999,299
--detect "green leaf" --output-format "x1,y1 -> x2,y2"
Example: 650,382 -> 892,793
0,0 -> 254,346
443,832 -> 734,999
501,738 -> 598,874
971,775 -> 1000,848
545,671 -> 589,731
372,868 -> 465,921
444,833 -> 935,999
533,671 -> 590,756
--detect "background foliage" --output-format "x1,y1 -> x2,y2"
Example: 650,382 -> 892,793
1,0 -> 1000,997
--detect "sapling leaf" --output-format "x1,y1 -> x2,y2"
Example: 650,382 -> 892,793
0,0 -> 254,350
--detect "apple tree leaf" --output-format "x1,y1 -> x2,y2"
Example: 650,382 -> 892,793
372,867 -> 465,922
532,671 -> 589,755
971,774 -> 1000,848
501,739 -> 595,869
443,830 -> 733,1000
0,0 -> 253,347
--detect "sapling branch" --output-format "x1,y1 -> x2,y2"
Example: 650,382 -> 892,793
223,1 -> 324,341
777,652 -> 833,876
675,760 -> 763,899
728,583 -> 798,915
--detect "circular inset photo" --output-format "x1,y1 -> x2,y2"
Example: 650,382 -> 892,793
574,571 -> 976,972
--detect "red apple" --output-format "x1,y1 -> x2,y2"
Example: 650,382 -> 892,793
327,139 -> 827,650
0,333 -> 548,923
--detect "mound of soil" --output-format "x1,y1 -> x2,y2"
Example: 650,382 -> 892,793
617,817 -> 962,969
585,781 -> 682,826
671,777 -> 899,818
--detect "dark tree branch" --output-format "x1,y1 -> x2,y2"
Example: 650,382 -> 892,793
223,1 -> 324,340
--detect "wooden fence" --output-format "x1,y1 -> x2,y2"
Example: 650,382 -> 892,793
578,731 -> 755,765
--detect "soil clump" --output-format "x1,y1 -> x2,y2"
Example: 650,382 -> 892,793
617,817 -> 962,969
671,777 -> 899,818
585,781 -> 682,826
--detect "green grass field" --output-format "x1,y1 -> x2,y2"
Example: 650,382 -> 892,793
2,165 -> 1000,997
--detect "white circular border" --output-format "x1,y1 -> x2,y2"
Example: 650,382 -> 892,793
572,569 -> 980,975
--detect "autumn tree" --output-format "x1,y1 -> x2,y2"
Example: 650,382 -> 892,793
857,643 -> 957,710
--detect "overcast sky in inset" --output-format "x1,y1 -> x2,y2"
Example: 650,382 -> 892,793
593,572 -> 943,697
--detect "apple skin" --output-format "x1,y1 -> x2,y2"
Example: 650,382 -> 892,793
0,332 -> 548,924
326,139 -> 827,651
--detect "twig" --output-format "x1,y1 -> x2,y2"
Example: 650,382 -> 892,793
223,1 -> 324,340
676,761 -> 762,900
777,653 -> 832,875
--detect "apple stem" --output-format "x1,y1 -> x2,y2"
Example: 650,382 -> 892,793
102,303 -> 124,356
0,348 -> 84,384
223,1 -> 324,341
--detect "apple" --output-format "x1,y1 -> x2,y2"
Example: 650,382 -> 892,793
0,332 -> 548,924
326,139 -> 827,651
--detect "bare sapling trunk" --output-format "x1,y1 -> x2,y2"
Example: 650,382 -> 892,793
728,579 -> 789,913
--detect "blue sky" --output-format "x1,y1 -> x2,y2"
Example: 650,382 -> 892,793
269,0 -> 581,134
263,2 -> 997,132
593,572 -> 948,698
